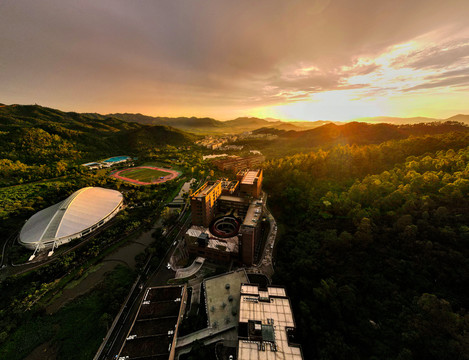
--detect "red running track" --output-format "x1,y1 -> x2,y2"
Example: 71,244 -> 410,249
110,166 -> 180,185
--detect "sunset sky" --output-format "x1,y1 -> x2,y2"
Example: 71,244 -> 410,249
1,0 -> 469,121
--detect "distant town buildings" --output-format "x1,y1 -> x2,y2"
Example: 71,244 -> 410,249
220,144 -> 244,151
196,133 -> 276,151
185,169 -> 264,265
196,136 -> 237,149
202,154 -> 232,160
239,132 -> 278,140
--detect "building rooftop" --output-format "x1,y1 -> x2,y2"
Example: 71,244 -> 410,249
207,238 -> 238,253
242,202 -> 263,227
186,225 -> 239,252
241,170 -> 260,185
192,181 -> 220,199
118,285 -> 186,360
219,195 -> 249,204
204,269 -> 249,330
19,187 -> 123,247
240,285 -> 287,298
221,180 -> 239,194
81,162 -> 101,166
238,285 -> 303,360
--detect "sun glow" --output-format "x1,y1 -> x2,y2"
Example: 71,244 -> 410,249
250,90 -> 390,121
249,36 -> 469,122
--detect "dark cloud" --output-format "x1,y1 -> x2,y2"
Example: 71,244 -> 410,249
427,68 -> 469,79
349,63 -> 381,76
405,75 -> 469,91
395,42 -> 469,70
0,0 -> 468,116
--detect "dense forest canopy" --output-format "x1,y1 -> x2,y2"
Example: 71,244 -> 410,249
264,132 -> 469,359
237,121 -> 469,158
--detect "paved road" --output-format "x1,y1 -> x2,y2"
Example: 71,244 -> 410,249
175,257 -> 205,279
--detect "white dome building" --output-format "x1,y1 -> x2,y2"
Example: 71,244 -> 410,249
19,187 -> 124,251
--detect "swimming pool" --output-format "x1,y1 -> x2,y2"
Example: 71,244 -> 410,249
104,156 -> 131,163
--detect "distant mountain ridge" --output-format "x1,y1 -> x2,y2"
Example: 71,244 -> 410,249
353,114 -> 469,125
85,112 -> 334,134
86,111 -> 469,134
3,102 -> 469,137
1,103 -> 468,163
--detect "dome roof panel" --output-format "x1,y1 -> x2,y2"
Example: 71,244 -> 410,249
19,187 -> 123,247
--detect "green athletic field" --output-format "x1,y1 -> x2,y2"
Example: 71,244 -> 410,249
119,168 -> 170,182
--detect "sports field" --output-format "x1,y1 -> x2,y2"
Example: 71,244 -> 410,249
120,168 -> 168,182
111,166 -> 180,185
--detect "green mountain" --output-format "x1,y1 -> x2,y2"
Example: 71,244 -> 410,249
89,110 -> 469,135
121,125 -> 197,153
246,121 -> 469,157
280,121 -> 468,146
86,112 -> 226,134
0,104 -> 196,165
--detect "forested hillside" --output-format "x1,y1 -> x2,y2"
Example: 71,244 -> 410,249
264,132 -> 469,359
268,121 -> 469,155
0,105 -> 195,186
233,121 -> 469,158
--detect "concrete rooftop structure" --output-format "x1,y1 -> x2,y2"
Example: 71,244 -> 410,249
241,170 -> 259,185
204,269 -> 249,330
192,181 -> 220,199
243,202 -> 263,228
237,284 -> 303,360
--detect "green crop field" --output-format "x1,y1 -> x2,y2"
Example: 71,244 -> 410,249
119,168 -> 170,182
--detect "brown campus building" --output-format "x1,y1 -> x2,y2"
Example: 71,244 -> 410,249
190,181 -> 222,227
213,155 -> 265,173
185,169 -> 264,266
237,169 -> 263,198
